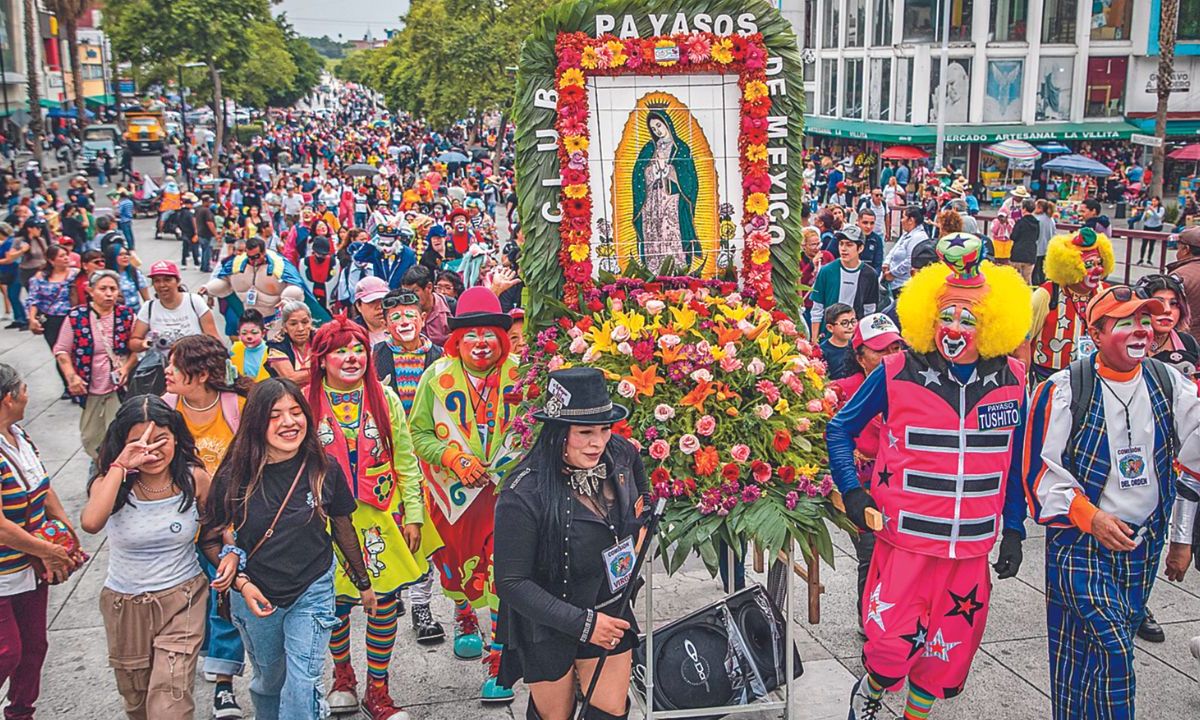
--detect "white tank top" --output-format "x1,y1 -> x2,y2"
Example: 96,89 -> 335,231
104,492 -> 202,595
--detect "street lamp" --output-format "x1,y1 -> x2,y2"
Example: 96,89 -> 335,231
177,61 -> 205,190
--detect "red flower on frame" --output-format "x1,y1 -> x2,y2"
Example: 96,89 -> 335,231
559,84 -> 585,105
777,465 -> 797,484
721,463 -> 741,482
650,467 -> 671,486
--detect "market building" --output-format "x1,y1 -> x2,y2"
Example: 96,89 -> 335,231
785,0 -> 1199,184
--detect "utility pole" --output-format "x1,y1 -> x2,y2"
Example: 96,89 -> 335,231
933,0 -> 951,172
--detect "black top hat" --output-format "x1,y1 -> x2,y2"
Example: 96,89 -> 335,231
532,367 -> 629,425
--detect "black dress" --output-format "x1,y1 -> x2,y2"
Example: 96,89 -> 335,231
494,435 -> 649,685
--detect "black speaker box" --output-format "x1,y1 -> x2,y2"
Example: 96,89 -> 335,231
631,584 -> 802,718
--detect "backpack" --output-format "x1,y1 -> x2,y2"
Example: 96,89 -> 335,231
1067,356 -> 1177,457
125,298 -> 203,397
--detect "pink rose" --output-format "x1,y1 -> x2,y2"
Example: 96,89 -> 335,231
730,444 -> 751,462
795,417 -> 812,433
653,404 -> 676,421
617,380 -> 637,398
691,368 -> 713,383
645,299 -> 665,315
648,439 -> 670,460
547,355 -> 566,371
617,341 -> 634,355
696,415 -> 717,436
747,358 -> 766,375
754,404 -> 774,420
806,399 -> 824,413
678,434 -> 701,455
777,320 -> 797,336
610,298 -> 624,312
658,334 -> 682,349
611,324 -> 631,343
719,356 -> 744,373
569,336 -> 588,354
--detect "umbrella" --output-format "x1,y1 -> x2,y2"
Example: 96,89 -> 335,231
1042,154 -> 1114,177
395,144 -> 413,153
1036,143 -> 1072,155
344,163 -> 379,177
437,151 -> 470,164
1168,143 -> 1200,161
880,145 -> 928,160
983,140 -> 1041,161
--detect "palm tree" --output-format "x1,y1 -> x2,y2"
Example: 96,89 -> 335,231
23,0 -> 42,163
45,0 -> 90,130
1151,0 -> 1179,200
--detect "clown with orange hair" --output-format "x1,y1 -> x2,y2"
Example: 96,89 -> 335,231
1025,227 -> 1115,379
827,233 -> 1032,720
307,316 -> 439,720
409,286 -> 524,703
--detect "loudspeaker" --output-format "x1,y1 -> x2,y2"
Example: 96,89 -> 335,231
631,584 -> 802,717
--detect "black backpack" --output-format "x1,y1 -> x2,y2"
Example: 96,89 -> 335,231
1067,355 -> 1178,460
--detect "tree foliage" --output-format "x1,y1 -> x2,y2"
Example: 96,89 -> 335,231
303,35 -> 352,60
333,0 -> 544,125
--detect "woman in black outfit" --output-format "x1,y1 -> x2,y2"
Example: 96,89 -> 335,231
495,367 -> 648,720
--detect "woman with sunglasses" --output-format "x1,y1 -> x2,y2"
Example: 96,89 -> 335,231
1135,274 -> 1200,367
109,245 -> 149,313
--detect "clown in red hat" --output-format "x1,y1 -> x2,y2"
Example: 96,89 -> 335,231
409,286 -> 523,703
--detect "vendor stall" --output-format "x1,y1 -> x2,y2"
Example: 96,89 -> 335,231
981,140 -> 1040,205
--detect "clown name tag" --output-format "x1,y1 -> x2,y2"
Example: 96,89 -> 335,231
977,400 -> 1020,431
603,536 -> 636,594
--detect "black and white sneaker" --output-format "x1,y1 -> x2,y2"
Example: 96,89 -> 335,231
213,685 -> 244,719
847,674 -> 884,720
411,603 -> 446,644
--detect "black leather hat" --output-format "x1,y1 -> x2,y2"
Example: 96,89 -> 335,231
532,367 -> 629,425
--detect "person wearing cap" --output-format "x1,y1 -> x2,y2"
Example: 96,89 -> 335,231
177,193 -> 200,268
1025,228 -> 1115,381
1021,285 -> 1200,720
1166,226 -> 1200,338
409,287 -> 522,703
129,260 -> 220,355
353,276 -> 391,347
493,367 -> 645,720
808,227 -> 880,341
828,233 -> 1032,720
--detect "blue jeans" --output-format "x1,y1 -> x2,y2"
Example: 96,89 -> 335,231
5,278 -> 24,324
230,562 -> 337,720
119,221 -> 134,250
199,556 -> 245,677
200,238 -> 214,272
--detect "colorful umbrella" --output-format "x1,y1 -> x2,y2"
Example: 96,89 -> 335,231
880,145 -> 928,160
1168,144 -> 1200,161
1036,143 -> 1072,155
983,140 -> 1041,161
1042,154 -> 1114,177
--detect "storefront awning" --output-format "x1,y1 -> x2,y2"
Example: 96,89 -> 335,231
1129,118 -> 1200,137
804,116 -> 1140,144
85,94 -> 116,107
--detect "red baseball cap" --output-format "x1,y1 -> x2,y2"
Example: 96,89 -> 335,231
147,260 -> 180,278
852,313 -> 904,351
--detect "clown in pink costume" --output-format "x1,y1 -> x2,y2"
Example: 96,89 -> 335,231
826,233 -> 1033,720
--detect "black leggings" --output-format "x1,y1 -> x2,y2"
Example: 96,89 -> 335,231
1140,235 -> 1158,262
41,313 -> 68,391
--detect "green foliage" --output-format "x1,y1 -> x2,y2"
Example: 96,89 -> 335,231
303,35 -> 352,59
233,121 -> 266,144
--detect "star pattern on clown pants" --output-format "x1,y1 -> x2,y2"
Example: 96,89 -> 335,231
923,628 -> 961,662
901,618 -> 928,660
865,583 -> 895,631
945,585 -> 985,627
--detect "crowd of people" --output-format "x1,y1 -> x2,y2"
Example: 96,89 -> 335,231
0,74 -> 1198,720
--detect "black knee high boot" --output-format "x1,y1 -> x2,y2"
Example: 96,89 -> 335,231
527,698 -> 580,720
583,702 -> 630,720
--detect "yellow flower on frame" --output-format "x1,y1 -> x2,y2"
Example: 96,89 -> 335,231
746,192 -> 769,214
563,135 -> 589,153
559,68 -> 585,88
606,40 -> 628,66
743,80 -> 768,101
712,38 -> 734,64
564,184 -> 589,199
751,247 -> 770,265
669,305 -> 697,333
581,46 -> 601,69
655,39 -> 678,66
745,144 -> 768,162
569,243 -> 591,262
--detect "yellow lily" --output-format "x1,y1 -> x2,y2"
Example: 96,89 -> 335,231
669,305 -> 697,333
584,320 -> 617,354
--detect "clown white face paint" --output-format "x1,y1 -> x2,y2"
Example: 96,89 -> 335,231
462,328 -> 502,373
386,306 -> 423,347
326,342 -> 367,389
935,304 -> 980,364
1096,312 -> 1153,373
1079,249 -> 1106,291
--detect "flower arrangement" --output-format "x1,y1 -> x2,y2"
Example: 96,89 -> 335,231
553,31 -> 777,313
513,278 -> 851,574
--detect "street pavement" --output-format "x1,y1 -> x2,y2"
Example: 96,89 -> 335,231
6,156 -> 1200,718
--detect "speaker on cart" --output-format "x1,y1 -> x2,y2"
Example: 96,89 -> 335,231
631,584 -> 802,717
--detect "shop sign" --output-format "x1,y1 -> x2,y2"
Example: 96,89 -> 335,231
1131,133 -> 1165,147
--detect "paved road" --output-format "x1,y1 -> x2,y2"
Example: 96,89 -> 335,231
6,155 -> 1200,718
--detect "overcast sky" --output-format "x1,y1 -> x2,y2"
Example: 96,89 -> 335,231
275,0 -> 408,41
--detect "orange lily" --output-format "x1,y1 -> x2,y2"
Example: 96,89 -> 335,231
659,343 -> 685,364
623,364 -> 665,397
680,379 -> 716,412
714,323 -> 742,348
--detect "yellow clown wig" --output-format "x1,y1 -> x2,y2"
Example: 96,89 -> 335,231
897,257 -> 1033,360
1043,228 -> 1115,286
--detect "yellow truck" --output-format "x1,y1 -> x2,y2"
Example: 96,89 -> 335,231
124,111 -> 166,154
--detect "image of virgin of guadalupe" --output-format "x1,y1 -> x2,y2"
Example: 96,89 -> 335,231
632,108 -> 701,274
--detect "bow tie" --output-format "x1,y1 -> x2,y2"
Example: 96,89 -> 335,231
567,464 -> 607,497
329,390 -> 362,405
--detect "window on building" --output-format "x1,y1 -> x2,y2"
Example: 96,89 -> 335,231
903,0 -> 935,42
82,64 -> 104,80
930,58 -> 972,123
821,59 -> 839,116
984,59 -> 1023,121
805,0 -> 816,47
804,57 -> 815,83
904,0 -> 972,43
989,0 -> 1028,42
0,1 -> 13,79
1182,0 -> 1200,40
1090,0 -> 1133,41
872,0 -> 893,46
805,91 -> 815,117
1085,56 -> 1127,117
847,0 -> 866,47
868,57 -> 892,120
896,58 -> 913,122
823,1 -> 840,48
1036,57 -> 1074,120
1042,0 -> 1077,44
844,58 -> 864,119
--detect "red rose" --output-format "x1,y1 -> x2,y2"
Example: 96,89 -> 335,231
721,463 -> 741,482
650,467 -> 671,485
587,299 -> 604,312
526,383 -> 541,399
577,316 -> 594,332
772,429 -> 792,453
613,419 -> 633,438
778,465 -> 796,484
750,460 -> 772,484
543,340 -> 559,354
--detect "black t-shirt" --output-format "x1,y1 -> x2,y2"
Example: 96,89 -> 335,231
194,205 -> 215,239
175,208 -> 196,239
216,454 -> 356,607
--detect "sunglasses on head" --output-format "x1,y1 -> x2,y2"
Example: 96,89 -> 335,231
382,291 -> 421,309
1098,285 -> 1149,304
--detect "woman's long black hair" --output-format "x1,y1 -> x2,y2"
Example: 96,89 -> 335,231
90,394 -> 202,515
206,377 -> 327,529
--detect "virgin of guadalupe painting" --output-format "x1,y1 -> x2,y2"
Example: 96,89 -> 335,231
612,92 -> 719,277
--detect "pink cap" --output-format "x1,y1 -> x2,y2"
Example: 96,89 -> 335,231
147,260 -> 180,278
354,276 -> 390,304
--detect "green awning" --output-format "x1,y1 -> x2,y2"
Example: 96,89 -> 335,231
38,98 -> 64,109
85,94 -> 116,107
1129,118 -> 1200,137
804,116 -> 1140,144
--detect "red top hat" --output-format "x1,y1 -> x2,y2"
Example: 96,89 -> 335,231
448,208 -> 470,222
449,287 -> 514,331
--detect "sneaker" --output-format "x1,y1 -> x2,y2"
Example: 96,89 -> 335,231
4,322 -> 22,329
412,603 -> 446,644
847,674 -> 885,720
480,676 -> 515,704
1137,610 -> 1165,643
204,672 -> 218,683
362,679 -> 410,720
212,685 -> 243,719
395,596 -> 406,618
454,607 -> 483,660
1189,634 -> 1200,663
328,662 -> 359,714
